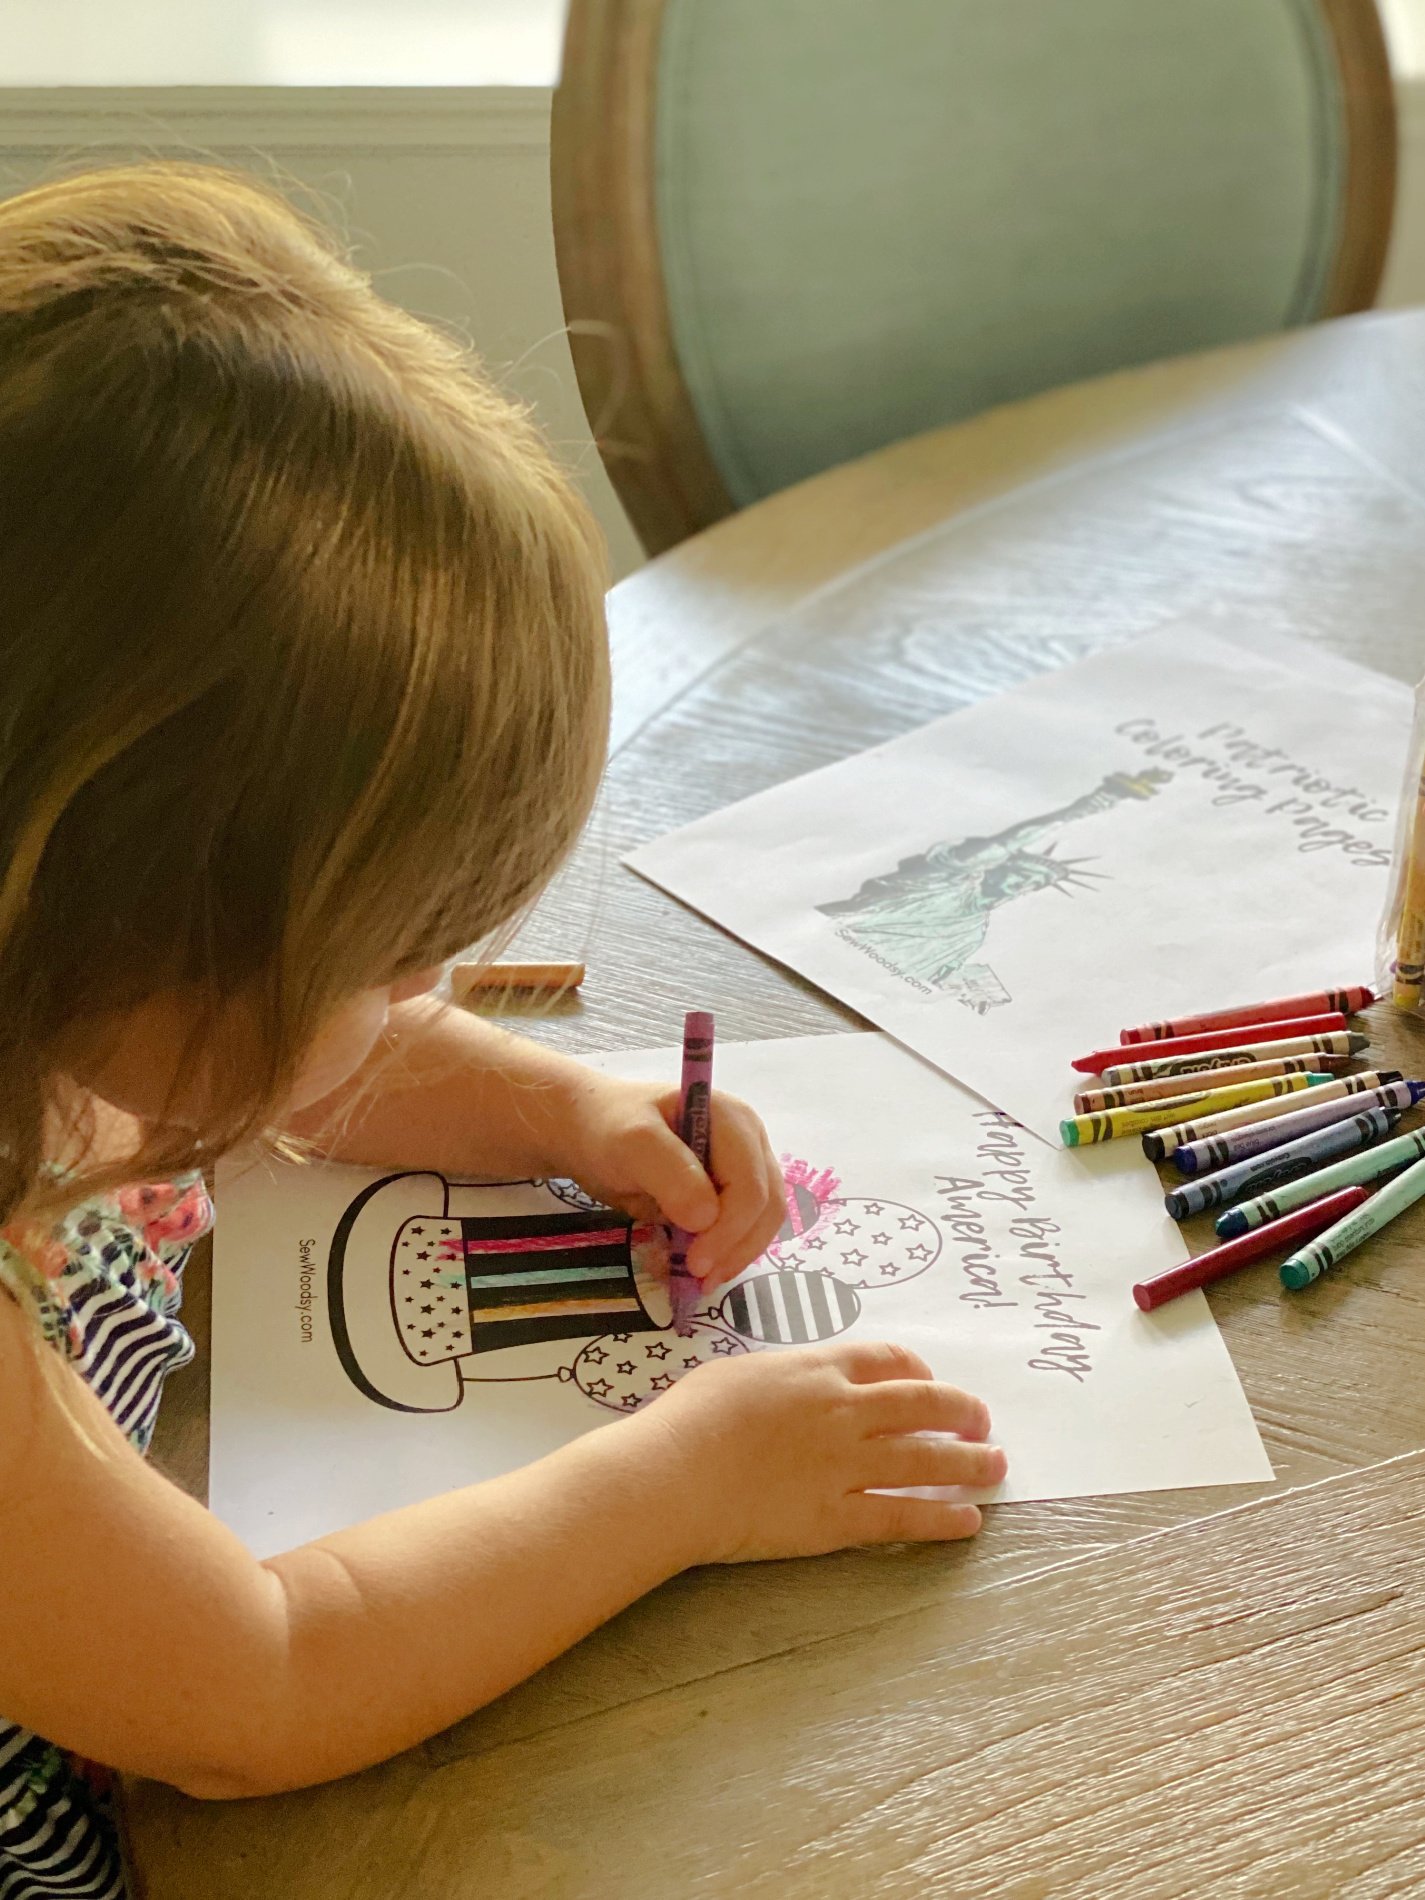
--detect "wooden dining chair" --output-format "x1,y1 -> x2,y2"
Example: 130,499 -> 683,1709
551,0 -> 1396,557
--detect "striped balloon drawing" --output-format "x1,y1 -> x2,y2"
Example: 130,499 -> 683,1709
718,1270 -> 861,1344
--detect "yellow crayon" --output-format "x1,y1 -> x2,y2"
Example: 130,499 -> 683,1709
1395,761 -> 1425,1009
1140,1070 -> 1394,1160
1059,1072 -> 1320,1147
1074,1057 -> 1327,1114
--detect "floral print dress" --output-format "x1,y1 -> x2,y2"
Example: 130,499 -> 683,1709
0,1175 -> 212,1899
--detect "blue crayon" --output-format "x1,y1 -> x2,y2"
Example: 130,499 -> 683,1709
1214,1125 -> 1425,1237
1164,1108 -> 1402,1222
1173,1081 -> 1425,1177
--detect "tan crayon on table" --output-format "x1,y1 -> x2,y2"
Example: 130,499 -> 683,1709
1074,1054 -> 1340,1114
451,961 -> 586,996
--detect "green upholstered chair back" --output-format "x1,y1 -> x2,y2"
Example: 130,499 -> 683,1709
553,0 -> 1395,554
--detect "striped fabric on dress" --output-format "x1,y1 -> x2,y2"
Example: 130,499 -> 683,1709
0,1175 -> 211,1900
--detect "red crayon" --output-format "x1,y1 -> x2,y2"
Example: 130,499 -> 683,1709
1120,985 -> 1375,1045
1072,1013 -> 1348,1075
1131,1184 -> 1369,1312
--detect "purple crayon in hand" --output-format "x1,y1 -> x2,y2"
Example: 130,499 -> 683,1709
668,1010 -> 716,1336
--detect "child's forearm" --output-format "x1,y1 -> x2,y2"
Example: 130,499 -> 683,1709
2,1303 -> 996,1804
0,1302 -> 702,1802
239,1412 -> 698,1795
283,998 -> 596,1178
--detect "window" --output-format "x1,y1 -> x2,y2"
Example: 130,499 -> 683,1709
0,0 -> 568,87
1380,0 -> 1425,78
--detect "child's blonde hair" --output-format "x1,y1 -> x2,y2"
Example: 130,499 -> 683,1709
0,162 -> 609,1229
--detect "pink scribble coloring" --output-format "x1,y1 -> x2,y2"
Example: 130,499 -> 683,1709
768,1158 -> 842,1258
118,1179 -> 212,1258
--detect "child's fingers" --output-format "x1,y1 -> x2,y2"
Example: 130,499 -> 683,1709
860,1380 -> 992,1443
693,1134 -> 786,1286
631,1120 -> 720,1233
857,1436 -> 1007,1493
830,1339 -> 937,1386
845,1494 -> 984,1545
686,1103 -> 784,1277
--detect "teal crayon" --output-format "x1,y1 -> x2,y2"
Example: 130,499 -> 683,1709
1164,1108 -> 1401,1221
1099,1033 -> 1368,1088
1215,1126 -> 1425,1236
1172,1080 -> 1425,1176
1280,1152 -> 1425,1288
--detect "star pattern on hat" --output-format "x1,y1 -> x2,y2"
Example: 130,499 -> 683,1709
396,1218 -> 473,1363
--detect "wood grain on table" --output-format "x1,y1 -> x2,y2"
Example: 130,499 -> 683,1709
127,310 -> 1425,1897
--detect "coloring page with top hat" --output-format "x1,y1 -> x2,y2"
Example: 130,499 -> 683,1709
210,1033 -> 1269,1560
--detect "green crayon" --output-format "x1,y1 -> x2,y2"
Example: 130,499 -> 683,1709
1280,1152 -> 1425,1288
1215,1127 -> 1425,1237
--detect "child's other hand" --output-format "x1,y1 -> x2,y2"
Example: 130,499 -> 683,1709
634,1340 -> 1006,1563
559,1074 -> 784,1290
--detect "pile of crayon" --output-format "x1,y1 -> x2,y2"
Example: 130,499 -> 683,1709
1062,984 -> 1425,1311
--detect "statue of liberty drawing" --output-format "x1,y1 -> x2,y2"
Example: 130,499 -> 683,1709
818,769 -> 1171,1011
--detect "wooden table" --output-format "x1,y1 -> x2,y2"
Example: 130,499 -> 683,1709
127,308 -> 1425,1897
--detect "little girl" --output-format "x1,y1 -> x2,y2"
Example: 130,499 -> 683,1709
0,165 -> 1005,1896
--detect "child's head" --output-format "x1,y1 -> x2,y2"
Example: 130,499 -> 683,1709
0,162 -> 610,1221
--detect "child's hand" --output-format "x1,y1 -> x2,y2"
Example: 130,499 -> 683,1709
633,1339 -> 1007,1562
559,1073 -> 785,1289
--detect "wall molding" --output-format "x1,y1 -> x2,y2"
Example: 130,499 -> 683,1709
0,86 -> 552,156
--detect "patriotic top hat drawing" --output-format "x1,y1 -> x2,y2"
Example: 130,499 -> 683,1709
328,1173 -> 670,1412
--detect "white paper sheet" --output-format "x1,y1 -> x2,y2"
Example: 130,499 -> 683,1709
209,1032 -> 1269,1558
627,627 -> 1411,1143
